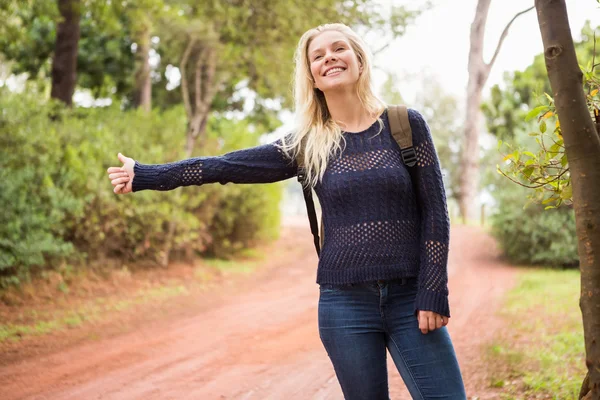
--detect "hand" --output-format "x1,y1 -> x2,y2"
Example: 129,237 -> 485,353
417,310 -> 448,334
107,153 -> 135,194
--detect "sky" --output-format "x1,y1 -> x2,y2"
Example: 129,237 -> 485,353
373,0 -> 600,104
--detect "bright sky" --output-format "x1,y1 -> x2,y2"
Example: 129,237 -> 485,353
374,0 -> 600,104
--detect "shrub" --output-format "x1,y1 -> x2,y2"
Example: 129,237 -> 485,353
490,185 -> 579,268
0,91 -> 285,286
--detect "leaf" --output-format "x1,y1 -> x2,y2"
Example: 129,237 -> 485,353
523,166 -> 535,179
525,106 -> 548,122
503,153 -> 514,161
545,205 -> 556,210
540,120 -> 547,133
544,92 -> 554,103
592,89 -> 599,96
561,185 -> 573,200
561,154 -> 568,167
497,139 -> 503,150
523,151 -> 536,158
529,132 -> 539,136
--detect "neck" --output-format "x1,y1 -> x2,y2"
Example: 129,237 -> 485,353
323,88 -> 374,132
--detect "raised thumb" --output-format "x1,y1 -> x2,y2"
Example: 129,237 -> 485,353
117,152 -> 127,164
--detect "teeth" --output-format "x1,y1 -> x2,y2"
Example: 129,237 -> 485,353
325,68 -> 344,76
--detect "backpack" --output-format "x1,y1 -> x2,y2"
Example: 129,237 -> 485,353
296,104 -> 417,256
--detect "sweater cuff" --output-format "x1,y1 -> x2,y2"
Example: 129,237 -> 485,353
415,288 -> 450,318
132,161 -> 160,192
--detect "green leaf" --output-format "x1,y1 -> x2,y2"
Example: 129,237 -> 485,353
544,92 -> 554,103
561,154 -> 568,167
560,185 -> 573,200
525,106 -> 548,122
523,166 -> 535,179
523,151 -> 536,158
540,120 -> 547,133
544,205 -> 556,210
542,197 -> 555,205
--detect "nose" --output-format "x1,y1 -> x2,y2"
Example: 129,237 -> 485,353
324,52 -> 337,64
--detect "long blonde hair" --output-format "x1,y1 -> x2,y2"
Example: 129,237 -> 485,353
277,23 -> 386,189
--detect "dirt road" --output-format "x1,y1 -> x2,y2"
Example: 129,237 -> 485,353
0,220 -> 517,400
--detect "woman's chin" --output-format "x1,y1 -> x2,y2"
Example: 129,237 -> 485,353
321,81 -> 357,94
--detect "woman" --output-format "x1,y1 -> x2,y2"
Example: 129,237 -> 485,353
107,23 -> 466,400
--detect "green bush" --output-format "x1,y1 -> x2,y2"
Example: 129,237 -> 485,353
0,91 -> 285,287
490,185 -> 579,268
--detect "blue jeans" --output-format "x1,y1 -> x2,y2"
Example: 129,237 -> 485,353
318,277 -> 466,400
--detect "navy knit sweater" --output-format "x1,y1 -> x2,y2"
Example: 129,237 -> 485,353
132,108 -> 451,317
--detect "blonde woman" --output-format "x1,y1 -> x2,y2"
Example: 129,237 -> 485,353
107,23 -> 466,399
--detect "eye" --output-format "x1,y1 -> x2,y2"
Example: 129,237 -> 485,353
314,55 -> 322,61
336,47 -> 345,52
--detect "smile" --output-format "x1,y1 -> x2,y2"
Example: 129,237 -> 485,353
324,67 -> 345,76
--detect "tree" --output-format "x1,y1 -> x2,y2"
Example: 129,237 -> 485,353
533,1 -> 600,397
483,22 -> 598,142
50,0 -> 81,105
458,0 -> 533,221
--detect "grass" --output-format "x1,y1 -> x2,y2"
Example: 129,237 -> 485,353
487,268 -> 585,399
0,260 -> 253,343
0,285 -> 190,342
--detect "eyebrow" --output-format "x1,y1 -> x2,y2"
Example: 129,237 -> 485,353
309,40 -> 348,57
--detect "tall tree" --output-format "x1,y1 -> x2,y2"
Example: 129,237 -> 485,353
131,11 -> 153,112
50,0 -> 81,105
458,0 -> 533,221
534,1 -> 600,397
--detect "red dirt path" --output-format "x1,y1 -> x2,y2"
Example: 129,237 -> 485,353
0,219 -> 517,400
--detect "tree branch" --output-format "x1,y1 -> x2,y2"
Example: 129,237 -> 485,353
194,48 -> 204,114
201,47 -> 218,108
180,37 -> 195,120
487,5 -> 535,69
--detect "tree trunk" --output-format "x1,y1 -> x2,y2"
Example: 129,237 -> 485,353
458,0 -> 534,221
160,41 -> 218,268
50,0 -> 81,106
132,15 -> 152,112
458,0 -> 491,222
534,1 -> 600,398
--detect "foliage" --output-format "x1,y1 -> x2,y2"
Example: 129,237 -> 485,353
496,60 -> 599,209
0,91 -> 285,287
490,184 -> 579,267
488,22 -> 599,208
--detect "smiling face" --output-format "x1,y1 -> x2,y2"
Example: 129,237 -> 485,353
307,30 -> 363,94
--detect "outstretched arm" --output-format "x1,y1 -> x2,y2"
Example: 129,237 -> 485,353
107,136 -> 297,193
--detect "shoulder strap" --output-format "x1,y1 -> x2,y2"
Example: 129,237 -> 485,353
296,136 -> 322,256
388,105 -> 417,167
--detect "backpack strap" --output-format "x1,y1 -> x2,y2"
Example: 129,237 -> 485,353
297,136 -> 322,256
388,105 -> 417,167
297,105 -> 416,257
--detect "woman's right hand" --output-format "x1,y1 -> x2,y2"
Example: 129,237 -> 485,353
107,153 -> 135,194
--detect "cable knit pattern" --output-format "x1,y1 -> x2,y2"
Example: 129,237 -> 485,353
132,108 -> 451,317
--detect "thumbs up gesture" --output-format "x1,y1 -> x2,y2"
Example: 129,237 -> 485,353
107,153 -> 135,194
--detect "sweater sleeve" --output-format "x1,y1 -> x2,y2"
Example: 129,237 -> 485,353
132,136 -> 298,192
407,109 -> 451,318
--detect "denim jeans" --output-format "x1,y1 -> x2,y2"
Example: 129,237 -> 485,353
318,277 -> 466,400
